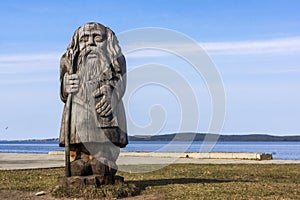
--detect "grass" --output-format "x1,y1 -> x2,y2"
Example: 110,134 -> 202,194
52,181 -> 137,199
0,164 -> 299,199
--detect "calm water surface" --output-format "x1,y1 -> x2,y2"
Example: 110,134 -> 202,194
0,141 -> 299,160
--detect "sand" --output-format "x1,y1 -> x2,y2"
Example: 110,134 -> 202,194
0,153 -> 300,170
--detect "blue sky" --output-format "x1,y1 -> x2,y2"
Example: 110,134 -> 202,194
0,0 -> 299,139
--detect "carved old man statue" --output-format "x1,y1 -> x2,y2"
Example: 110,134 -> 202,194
59,22 -> 127,183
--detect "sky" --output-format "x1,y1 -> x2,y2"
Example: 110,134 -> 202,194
0,0 -> 299,140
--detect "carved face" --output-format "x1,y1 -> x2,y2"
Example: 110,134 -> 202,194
78,23 -> 108,59
75,23 -> 111,81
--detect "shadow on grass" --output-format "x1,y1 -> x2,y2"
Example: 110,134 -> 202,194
127,178 -> 248,195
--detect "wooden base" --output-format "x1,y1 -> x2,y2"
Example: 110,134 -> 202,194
57,175 -> 124,187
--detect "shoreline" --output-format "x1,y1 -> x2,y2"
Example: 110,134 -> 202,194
1,140 -> 300,160
0,152 -> 300,170
48,151 -> 274,160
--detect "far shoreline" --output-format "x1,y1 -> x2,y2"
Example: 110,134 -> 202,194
2,132 -> 300,142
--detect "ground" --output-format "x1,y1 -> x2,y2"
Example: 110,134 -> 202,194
0,164 -> 299,199
0,190 -> 162,200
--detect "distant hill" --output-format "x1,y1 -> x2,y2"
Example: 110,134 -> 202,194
1,133 -> 300,142
0,138 -> 59,142
129,133 -> 300,142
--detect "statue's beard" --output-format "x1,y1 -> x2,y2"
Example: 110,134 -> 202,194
79,47 -> 103,64
77,47 -> 108,82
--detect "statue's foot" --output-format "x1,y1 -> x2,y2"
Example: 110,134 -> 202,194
70,159 -> 92,176
90,159 -> 107,175
90,159 -> 117,184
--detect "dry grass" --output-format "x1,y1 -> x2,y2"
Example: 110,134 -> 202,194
118,164 -> 300,199
0,164 -> 299,199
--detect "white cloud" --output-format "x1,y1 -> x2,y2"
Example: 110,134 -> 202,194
0,77 -> 57,85
203,37 -> 300,55
125,49 -> 171,58
268,69 -> 300,74
0,53 -> 60,85
0,53 -> 60,75
124,37 -> 300,58
0,53 -> 60,63
1,37 -> 299,63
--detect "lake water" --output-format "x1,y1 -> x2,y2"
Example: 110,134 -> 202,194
0,141 -> 299,160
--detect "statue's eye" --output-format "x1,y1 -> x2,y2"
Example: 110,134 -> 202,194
80,35 -> 89,43
94,35 -> 103,43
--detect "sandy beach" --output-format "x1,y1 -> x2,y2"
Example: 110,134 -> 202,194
0,152 -> 299,170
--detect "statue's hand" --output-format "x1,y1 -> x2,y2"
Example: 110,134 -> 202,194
94,85 -> 114,117
63,74 -> 79,94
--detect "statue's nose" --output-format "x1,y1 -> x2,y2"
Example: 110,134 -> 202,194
87,36 -> 95,46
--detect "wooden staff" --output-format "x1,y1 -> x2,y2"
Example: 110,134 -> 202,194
65,93 -> 72,177
63,56 -> 73,177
